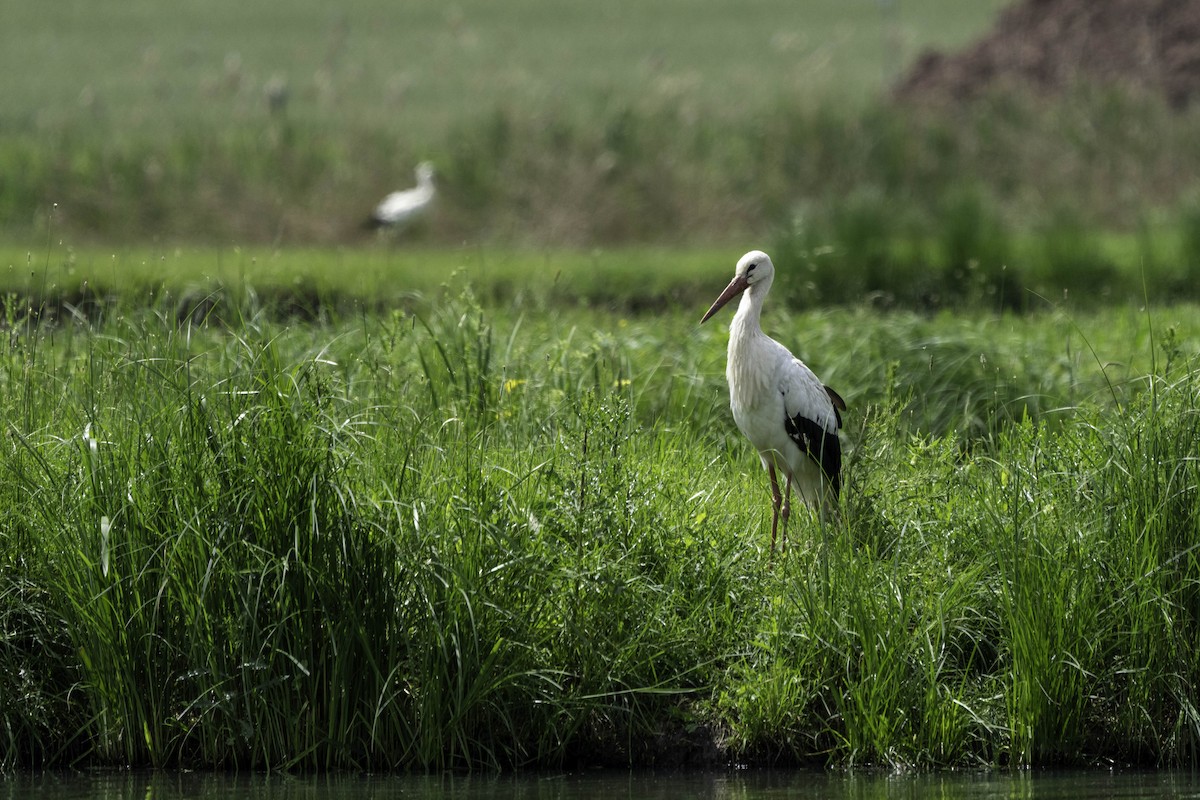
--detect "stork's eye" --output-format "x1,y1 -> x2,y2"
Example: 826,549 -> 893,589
747,262 -> 757,273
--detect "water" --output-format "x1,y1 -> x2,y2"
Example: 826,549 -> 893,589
2,770 -> 1199,800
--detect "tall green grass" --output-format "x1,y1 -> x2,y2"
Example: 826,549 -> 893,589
722,358 -> 1200,768
2,285 -> 1200,771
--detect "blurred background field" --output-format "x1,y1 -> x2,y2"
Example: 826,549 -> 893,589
2,0 -> 1008,138
0,0 -> 1002,247
6,0 -> 1200,309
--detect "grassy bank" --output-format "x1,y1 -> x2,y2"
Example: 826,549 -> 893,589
5,221 -> 1200,326
2,277 -> 1199,771
8,0 -> 1200,773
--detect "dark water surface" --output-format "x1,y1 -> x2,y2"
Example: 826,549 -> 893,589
3,770 -> 1199,800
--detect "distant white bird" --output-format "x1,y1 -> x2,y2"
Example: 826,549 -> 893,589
701,250 -> 846,550
365,161 -> 436,230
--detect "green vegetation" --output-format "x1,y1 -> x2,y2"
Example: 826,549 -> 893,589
0,0 -> 1003,246
7,87 -> 1200,257
2,266 -> 1199,770
5,0 -> 1200,777
7,0 -> 1200,263
1,0 -> 1007,139
3,225 -> 1199,325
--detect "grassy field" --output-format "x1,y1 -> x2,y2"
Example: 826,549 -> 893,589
12,0 -> 1200,254
3,0 -> 1015,246
5,221 -> 1200,322
5,0 -> 1200,776
2,0 -> 1007,139
2,252 -> 1200,770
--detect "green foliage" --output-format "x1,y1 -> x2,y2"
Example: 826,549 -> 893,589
4,81 -> 1200,264
1036,208 -> 1119,301
934,184 -> 1019,308
2,284 -> 1200,771
1179,190 -> 1200,290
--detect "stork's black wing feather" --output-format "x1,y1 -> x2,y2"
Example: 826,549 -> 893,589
824,385 -> 846,427
783,412 -> 842,498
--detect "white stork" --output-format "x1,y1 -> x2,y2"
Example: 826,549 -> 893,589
701,250 -> 846,550
365,161 -> 436,230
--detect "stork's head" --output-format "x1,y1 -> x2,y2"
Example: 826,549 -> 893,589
415,161 -> 436,185
700,250 -> 774,324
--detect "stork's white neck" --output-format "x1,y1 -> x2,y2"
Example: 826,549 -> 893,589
725,281 -> 775,410
730,279 -> 769,340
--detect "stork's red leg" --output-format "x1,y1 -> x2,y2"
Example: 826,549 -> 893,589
781,473 -> 793,550
767,464 -> 783,552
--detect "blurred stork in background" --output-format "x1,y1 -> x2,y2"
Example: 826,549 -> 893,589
365,161 -> 436,232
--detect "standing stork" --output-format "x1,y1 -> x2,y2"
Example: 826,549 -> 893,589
701,250 -> 846,550
365,161 -> 436,231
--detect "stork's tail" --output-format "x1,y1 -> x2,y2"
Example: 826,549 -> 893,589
361,214 -> 387,231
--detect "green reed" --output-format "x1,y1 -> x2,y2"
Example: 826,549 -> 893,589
2,286 -> 1199,771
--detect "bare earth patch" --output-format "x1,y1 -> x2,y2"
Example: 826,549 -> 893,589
895,0 -> 1200,108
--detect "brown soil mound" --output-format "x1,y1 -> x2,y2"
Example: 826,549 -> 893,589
894,0 -> 1200,109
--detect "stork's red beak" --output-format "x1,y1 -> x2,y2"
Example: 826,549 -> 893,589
700,274 -> 749,324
